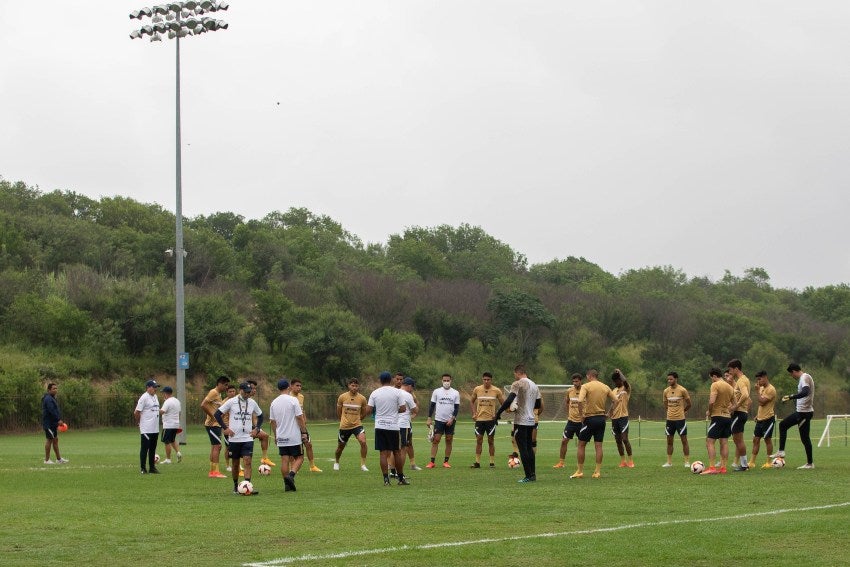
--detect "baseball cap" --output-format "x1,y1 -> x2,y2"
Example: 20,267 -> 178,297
277,378 -> 290,390
378,371 -> 392,383
238,382 -> 252,392
402,377 -> 415,386
161,386 -> 173,393
145,380 -> 159,388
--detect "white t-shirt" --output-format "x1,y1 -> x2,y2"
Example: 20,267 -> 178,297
796,373 -> 815,413
398,390 -> 416,429
510,377 -> 541,427
160,397 -> 181,429
367,386 -> 405,431
218,395 -> 262,443
269,393 -> 304,448
430,386 -> 460,422
135,392 -> 160,434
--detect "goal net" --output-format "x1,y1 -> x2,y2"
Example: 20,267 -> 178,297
501,384 -> 572,422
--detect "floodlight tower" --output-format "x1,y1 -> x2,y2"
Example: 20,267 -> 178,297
129,1 -> 229,444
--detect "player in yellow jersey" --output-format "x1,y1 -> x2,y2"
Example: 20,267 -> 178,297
553,373 -> 583,469
727,359 -> 752,471
333,378 -> 370,472
571,369 -> 620,479
610,370 -> 634,468
749,370 -> 777,468
662,372 -> 692,468
289,379 -> 322,472
470,372 -> 505,468
200,376 -> 230,478
701,368 -> 735,475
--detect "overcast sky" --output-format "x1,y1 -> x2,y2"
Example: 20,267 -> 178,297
2,1 -> 849,290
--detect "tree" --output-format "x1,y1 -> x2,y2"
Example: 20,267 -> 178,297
251,284 -> 297,352
185,293 -> 245,368
487,290 -> 555,361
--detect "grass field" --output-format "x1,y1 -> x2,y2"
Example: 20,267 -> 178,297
3,419 -> 849,566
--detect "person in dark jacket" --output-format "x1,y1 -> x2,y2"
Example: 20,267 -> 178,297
42,383 -> 68,464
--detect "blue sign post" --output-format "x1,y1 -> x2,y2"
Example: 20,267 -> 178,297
178,352 -> 189,370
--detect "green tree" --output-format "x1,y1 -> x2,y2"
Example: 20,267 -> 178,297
251,285 -> 296,352
487,290 -> 555,361
185,293 -> 245,368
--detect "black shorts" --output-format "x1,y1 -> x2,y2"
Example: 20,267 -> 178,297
562,420 -> 582,440
731,411 -> 748,434
161,428 -> 178,444
611,416 -> 629,437
43,426 -> 58,440
665,419 -> 688,437
338,426 -> 365,445
578,415 -> 607,443
227,441 -> 255,459
753,417 -> 775,439
278,445 -> 303,458
374,429 -> 401,451
400,427 -> 413,447
434,420 -> 456,436
474,420 -> 498,437
206,426 -> 224,446
707,416 -> 732,440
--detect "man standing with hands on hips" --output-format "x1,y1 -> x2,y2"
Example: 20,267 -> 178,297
134,379 -> 161,474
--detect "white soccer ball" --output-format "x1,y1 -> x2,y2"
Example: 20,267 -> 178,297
258,464 -> 271,476
772,457 -> 786,468
508,453 -> 521,468
154,454 -> 160,464
690,460 -> 705,474
237,480 -> 254,495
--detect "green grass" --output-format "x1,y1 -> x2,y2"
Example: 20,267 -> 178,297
3,420 -> 849,566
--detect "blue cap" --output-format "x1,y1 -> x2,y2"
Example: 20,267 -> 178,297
238,382 -> 252,392
402,377 -> 415,386
161,386 -> 173,393
378,371 -> 392,383
145,380 -> 159,388
277,378 -> 290,390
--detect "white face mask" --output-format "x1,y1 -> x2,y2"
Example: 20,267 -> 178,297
442,381 -> 451,389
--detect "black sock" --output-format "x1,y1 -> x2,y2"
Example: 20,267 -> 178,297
430,458 -> 435,463
444,457 -> 449,463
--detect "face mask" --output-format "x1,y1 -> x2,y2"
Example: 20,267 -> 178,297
442,381 -> 451,389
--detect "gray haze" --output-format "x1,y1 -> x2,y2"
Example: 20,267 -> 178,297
2,1 -> 849,290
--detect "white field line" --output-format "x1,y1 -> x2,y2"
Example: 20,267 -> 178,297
245,501 -> 850,566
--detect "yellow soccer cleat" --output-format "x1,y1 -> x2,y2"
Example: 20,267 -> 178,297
261,457 -> 276,467
569,471 -> 584,479
310,465 -> 323,472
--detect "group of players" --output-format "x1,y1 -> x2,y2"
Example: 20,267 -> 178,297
154,358 -> 815,494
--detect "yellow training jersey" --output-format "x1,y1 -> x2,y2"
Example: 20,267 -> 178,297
337,392 -> 368,429
663,385 -> 690,420
202,388 -> 223,427
710,380 -> 735,418
611,386 -> 630,419
756,384 -> 777,421
566,386 -> 582,422
291,392 -> 305,408
471,385 -> 504,421
578,380 -> 616,417
734,374 -> 752,412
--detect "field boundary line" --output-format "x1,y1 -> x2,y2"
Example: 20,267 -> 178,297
245,501 -> 850,566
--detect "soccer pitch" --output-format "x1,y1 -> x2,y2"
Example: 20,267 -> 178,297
4,420 -> 849,566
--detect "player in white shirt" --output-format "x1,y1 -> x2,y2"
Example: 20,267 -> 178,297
496,365 -> 542,483
158,386 -> 182,464
268,379 -> 307,492
216,382 -> 264,494
425,374 -> 461,468
134,379 -> 161,474
773,363 -> 815,469
367,371 -> 409,485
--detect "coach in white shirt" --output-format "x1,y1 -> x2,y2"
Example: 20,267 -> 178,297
367,371 -> 408,486
159,386 -> 182,464
134,379 -> 161,474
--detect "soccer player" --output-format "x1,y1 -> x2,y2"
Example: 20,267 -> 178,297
571,369 -> 620,479
269,379 -> 307,492
469,372 -> 505,468
426,374 -> 461,468
772,363 -> 815,469
367,371 -> 409,485
159,386 -> 182,464
749,370 -> 777,469
398,377 -> 418,472
41,383 -> 69,465
496,364 -> 541,483
662,371 -> 692,468
701,368 -> 735,475
333,378 -> 370,472
611,370 -> 634,468
134,379 -> 161,474
201,376 -> 229,478
247,380 -> 276,470
290,378 -> 322,472
727,359 -> 752,471
216,382 -> 263,495
553,373 -> 583,469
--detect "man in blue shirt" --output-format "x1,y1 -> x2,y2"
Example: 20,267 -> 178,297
41,383 -> 68,464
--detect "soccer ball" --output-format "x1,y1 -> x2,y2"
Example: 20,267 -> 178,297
507,452 -> 521,468
237,480 -> 254,495
690,461 -> 705,474
154,454 -> 160,464
772,457 -> 786,468
258,464 -> 271,476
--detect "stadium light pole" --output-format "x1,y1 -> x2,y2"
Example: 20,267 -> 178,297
129,1 -> 229,444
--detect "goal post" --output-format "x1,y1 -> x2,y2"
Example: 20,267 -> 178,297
817,414 -> 850,447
